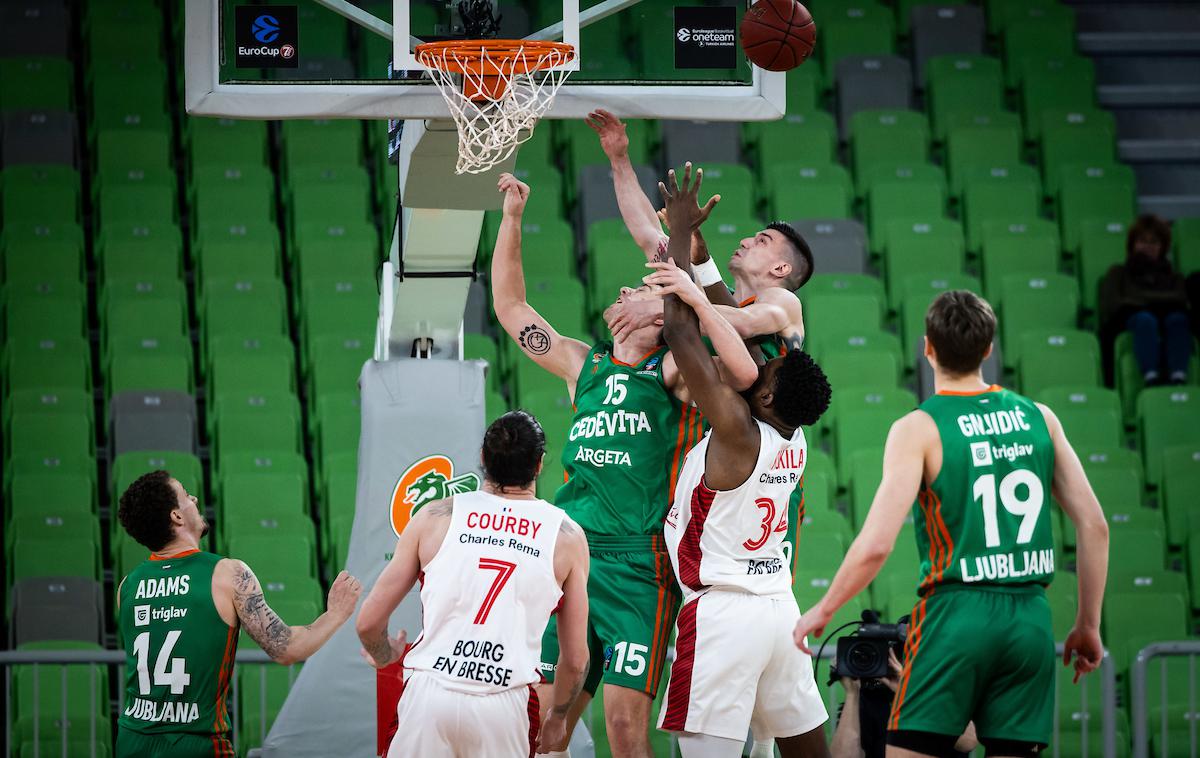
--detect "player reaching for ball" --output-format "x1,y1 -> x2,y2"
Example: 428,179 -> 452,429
587,109 -> 813,360
490,172 -> 761,757
650,163 -> 832,758
793,291 -> 1110,757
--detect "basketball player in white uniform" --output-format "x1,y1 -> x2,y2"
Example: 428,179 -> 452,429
646,164 -> 832,758
356,410 -> 591,757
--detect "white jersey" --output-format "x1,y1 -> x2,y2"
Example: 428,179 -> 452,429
664,420 -> 807,602
404,490 -> 565,695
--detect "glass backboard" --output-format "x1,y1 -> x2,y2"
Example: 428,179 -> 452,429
186,0 -> 785,120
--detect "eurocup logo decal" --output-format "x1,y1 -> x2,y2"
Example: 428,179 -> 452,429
252,14 -> 280,43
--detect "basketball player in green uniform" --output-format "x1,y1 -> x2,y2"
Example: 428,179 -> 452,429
793,291 -> 1110,756
586,109 -> 811,356
114,470 -> 362,757
491,171 -> 759,757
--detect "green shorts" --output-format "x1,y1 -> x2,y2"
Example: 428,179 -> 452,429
116,727 -> 235,758
540,536 -> 680,698
888,585 -> 1056,746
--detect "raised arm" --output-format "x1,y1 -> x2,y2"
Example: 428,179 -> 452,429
355,500 -> 443,668
491,174 -> 590,388
538,519 -> 591,751
793,411 -> 932,653
586,109 -> 666,259
656,164 -> 758,452
1039,403 -> 1109,681
713,288 -> 805,350
220,560 -> 361,665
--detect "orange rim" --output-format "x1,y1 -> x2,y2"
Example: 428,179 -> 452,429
414,39 -> 575,76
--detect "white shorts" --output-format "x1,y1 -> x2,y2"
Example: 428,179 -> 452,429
658,590 -> 828,741
388,671 -> 538,758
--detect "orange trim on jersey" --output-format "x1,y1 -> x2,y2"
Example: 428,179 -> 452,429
888,594 -> 930,730
610,346 -> 664,368
927,488 -> 954,584
666,407 -> 692,503
149,549 -> 200,561
213,624 -> 237,734
917,489 -> 942,594
792,482 -> 805,581
739,296 -> 757,307
646,551 -> 668,693
935,385 -> 1002,397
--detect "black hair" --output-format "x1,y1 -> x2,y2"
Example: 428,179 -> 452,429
118,470 -> 180,551
481,410 -> 546,488
771,350 -> 831,428
925,290 -> 996,376
766,221 -> 814,291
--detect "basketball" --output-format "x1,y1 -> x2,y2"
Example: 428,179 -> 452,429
740,0 -> 816,71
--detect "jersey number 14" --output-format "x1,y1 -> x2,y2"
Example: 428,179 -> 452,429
972,470 -> 1044,549
133,630 -> 191,696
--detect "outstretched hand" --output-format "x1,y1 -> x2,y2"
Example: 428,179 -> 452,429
584,109 -> 629,160
644,260 -> 707,309
658,163 -> 719,239
497,173 -> 530,218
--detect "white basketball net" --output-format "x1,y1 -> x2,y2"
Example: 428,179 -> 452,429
416,42 -> 575,175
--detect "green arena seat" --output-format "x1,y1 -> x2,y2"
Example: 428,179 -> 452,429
312,393 -> 361,465
3,385 -> 93,438
219,450 -> 310,500
201,279 -> 290,355
488,218 -> 576,280
10,536 -> 102,586
822,349 -> 902,395
766,163 -> 853,220
1042,125 -> 1118,201
978,219 -> 1059,300
221,511 -> 317,557
1139,387 -> 1200,487
0,57 -> 73,110
558,119 -> 653,175
95,129 -> 172,176
307,335 -> 371,409
188,118 -> 270,170
1160,446 -> 1200,550
803,292 -> 885,338
881,218 -> 965,302
1176,217 -> 1200,274
209,350 -> 296,400
820,4 -> 896,88
192,164 -> 276,222
2,343 -> 81,395
848,448 -> 884,528
809,328 -> 903,366
1,238 -> 85,287
98,240 -> 184,291
1017,330 -> 1101,397
865,165 -> 947,252
1060,468 -> 1147,550
210,391 -> 302,454
1078,220 -> 1128,311
803,273 -> 887,303
11,642 -> 111,748
924,55 -> 1005,141
106,335 -> 194,396
1020,56 -> 1097,142
279,120 -> 363,175
1103,591 -> 1187,671
1003,9 -> 1078,88
997,274 -> 1080,367
836,406 -> 905,487
205,333 -> 296,383
3,290 -> 86,341
849,109 -> 930,179
1,168 -> 81,225
213,408 -> 303,477
944,112 -> 1024,198
225,535 -> 316,582
7,411 -> 93,464
220,467 -> 310,525
236,665 -> 303,755
1036,387 -> 1122,449
963,165 -> 1044,257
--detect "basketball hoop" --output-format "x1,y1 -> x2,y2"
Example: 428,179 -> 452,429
415,40 -> 575,175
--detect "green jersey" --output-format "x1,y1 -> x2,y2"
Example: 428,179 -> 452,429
118,551 -> 237,738
914,387 -> 1056,594
557,342 -> 703,540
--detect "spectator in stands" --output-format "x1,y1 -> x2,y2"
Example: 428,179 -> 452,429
1099,214 -> 1191,386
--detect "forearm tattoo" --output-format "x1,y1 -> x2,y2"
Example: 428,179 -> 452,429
519,324 -> 551,355
363,629 -> 398,667
233,567 -> 294,660
554,660 -> 589,716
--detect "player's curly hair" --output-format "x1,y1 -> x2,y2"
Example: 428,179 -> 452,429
770,350 -> 832,428
118,470 -> 179,551
482,410 -> 547,488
